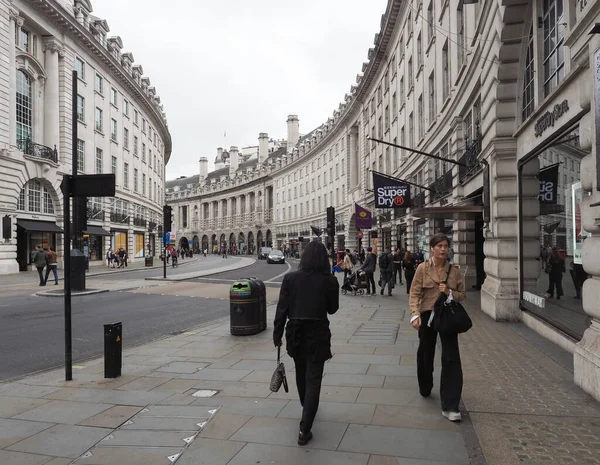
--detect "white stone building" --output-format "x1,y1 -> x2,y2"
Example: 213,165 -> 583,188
0,0 -> 171,274
166,0 -> 600,402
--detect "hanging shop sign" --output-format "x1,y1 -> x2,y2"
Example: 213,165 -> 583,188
372,172 -> 411,208
534,100 -> 569,137
538,164 -> 559,204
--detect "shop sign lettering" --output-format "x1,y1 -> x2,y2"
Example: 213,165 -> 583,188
523,291 -> 545,308
534,100 -> 569,137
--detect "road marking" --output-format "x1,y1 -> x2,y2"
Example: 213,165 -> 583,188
266,262 -> 292,283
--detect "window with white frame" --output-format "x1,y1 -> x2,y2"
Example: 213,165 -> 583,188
16,70 -> 32,143
110,87 -> 118,107
75,57 -> 85,80
457,3 -> 465,66
77,95 -> 84,122
123,127 -> 129,149
95,107 -> 103,132
123,162 -> 129,189
418,95 -> 424,140
95,73 -> 103,93
134,136 -> 139,156
134,168 -> 138,192
110,118 -> 117,142
142,173 -> 146,196
417,33 -> 422,69
522,25 -> 535,120
428,72 -> 436,125
111,156 -> 117,177
123,99 -> 129,116
427,2 -> 434,43
442,41 -> 449,100
133,109 -> 138,125
408,57 -> 413,87
18,180 -> 55,214
95,147 -> 103,174
77,139 -> 84,172
142,143 -> 146,162
542,0 -> 565,97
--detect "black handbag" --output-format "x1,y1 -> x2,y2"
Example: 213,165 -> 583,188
269,346 -> 289,393
432,264 -> 472,334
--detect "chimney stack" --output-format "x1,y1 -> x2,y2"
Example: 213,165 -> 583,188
199,157 -> 208,180
229,146 -> 239,178
258,133 -> 269,165
286,115 -> 299,153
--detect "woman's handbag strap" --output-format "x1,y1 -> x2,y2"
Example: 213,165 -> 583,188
277,346 -> 280,363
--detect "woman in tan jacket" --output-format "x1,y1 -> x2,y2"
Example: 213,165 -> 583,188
409,233 -> 466,422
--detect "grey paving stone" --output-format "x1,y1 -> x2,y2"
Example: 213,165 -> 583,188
241,370 -> 295,383
198,412 -> 251,439
0,395 -> 50,417
192,380 -> 272,398
357,387 -> 430,406
278,400 -> 376,424
269,385 -> 361,403
0,450 -> 58,465
155,392 -> 197,405
0,418 -> 55,448
45,387 -> 172,406
331,354 -> 400,365
42,458 -> 72,465
191,396 -> 287,417
77,406 -> 143,428
371,404 -> 460,431
150,379 -> 201,393
323,362 -> 370,375
177,438 -> 246,465
368,455 -> 464,465
180,340 -> 241,350
138,405 -> 217,418
173,348 -> 235,358
338,424 -> 469,463
229,359 -> 281,371
114,377 -> 169,391
230,416 -> 348,450
218,350 -> 282,361
179,368 -> 253,381
321,373 -> 385,388
120,416 -> 208,431
96,429 -> 191,447
367,365 -> 416,376
227,442 -> 370,465
153,361 -> 210,374
13,400 -> 112,425
73,445 -> 183,465
7,424 -> 110,459
0,383 -> 62,398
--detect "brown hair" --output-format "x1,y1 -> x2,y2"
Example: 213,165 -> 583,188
429,233 -> 449,248
404,251 -> 413,261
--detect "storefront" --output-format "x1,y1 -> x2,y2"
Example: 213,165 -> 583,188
134,232 -> 145,258
112,229 -> 127,253
83,225 -> 110,262
16,219 -> 63,271
414,220 -> 428,260
518,122 -> 590,341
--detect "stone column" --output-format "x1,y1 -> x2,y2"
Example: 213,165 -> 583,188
453,219 -> 477,290
8,8 -> 23,148
574,107 -> 600,402
42,38 -> 63,152
349,126 -> 359,188
519,157 -> 542,297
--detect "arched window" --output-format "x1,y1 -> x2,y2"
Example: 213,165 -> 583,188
16,70 -> 33,144
17,180 -> 55,214
522,26 -> 535,121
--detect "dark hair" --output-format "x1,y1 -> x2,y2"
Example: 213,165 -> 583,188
404,251 -> 413,261
367,246 -> 372,252
298,241 -> 330,273
430,233 -> 449,248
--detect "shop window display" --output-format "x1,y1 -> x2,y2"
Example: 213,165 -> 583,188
519,125 -> 590,340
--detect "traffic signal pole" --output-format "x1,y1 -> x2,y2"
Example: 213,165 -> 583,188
163,205 -> 172,279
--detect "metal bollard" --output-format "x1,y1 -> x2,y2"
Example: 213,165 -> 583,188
104,322 -> 122,378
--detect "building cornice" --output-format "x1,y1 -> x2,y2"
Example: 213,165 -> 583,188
23,0 -> 172,164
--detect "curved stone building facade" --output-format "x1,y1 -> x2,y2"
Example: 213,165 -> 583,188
0,0 -> 171,274
167,0 -> 600,400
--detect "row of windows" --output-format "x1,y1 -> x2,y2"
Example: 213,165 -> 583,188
17,180 -> 54,214
276,186 -> 346,222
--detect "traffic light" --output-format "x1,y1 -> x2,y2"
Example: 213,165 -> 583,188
326,206 -> 335,237
163,205 -> 172,233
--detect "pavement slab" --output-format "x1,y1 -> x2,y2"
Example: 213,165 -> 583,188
198,412 -> 252,440
0,450 -> 61,465
0,395 -> 50,417
153,361 -> 210,374
13,400 -> 113,425
0,418 -> 55,448
190,396 -> 289,417
176,438 -> 246,465
45,387 -> 173,406
6,424 -> 111,459
278,400 -> 376,424
226,442 -> 370,465
321,373 -> 385,388
230,416 -> 349,450
72,445 -> 184,465
77,405 -> 144,428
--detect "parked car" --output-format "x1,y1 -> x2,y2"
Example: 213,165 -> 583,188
267,249 -> 285,264
258,247 -> 272,260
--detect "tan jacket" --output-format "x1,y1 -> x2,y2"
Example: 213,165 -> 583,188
45,250 -> 57,265
409,260 -> 466,317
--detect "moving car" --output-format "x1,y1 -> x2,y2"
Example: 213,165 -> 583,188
266,249 -> 285,264
258,247 -> 272,260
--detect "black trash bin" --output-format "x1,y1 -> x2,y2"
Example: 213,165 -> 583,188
230,279 -> 266,335
104,322 -> 122,378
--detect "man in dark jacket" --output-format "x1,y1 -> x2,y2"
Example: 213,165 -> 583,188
360,247 -> 377,295
379,247 -> 394,296
32,245 -> 47,286
392,247 -> 403,285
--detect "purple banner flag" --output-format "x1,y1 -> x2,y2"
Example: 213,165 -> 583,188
355,203 -> 372,230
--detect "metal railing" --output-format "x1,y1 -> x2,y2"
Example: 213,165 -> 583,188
412,191 -> 426,208
458,134 -> 483,183
110,212 -> 129,223
133,216 -> 146,227
18,139 -> 58,163
430,169 -> 454,201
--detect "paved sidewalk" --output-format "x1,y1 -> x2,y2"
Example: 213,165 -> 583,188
0,278 -> 598,464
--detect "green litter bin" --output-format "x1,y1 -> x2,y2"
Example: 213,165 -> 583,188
230,279 -> 266,335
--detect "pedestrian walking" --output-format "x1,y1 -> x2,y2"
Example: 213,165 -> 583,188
360,246 -> 377,296
342,248 -> 353,281
392,247 -> 403,285
409,233 -> 466,422
403,251 -> 417,294
44,247 -> 59,285
106,248 -> 112,267
203,248 -> 207,257
545,248 -> 565,300
273,240 -> 339,446
32,245 -> 47,286
378,247 -> 394,296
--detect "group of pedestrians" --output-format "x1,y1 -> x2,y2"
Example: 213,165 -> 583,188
106,248 -> 128,268
31,244 -> 59,286
273,233 -> 467,446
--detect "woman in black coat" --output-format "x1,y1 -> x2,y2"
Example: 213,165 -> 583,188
546,248 -> 565,299
403,251 -> 417,294
273,241 -> 339,446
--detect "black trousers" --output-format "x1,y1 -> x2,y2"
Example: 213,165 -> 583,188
405,271 -> 414,294
417,311 -> 463,412
365,271 -> 376,294
36,266 -> 45,284
380,271 -> 393,295
547,275 -> 563,298
293,355 -> 325,433
393,266 -> 403,284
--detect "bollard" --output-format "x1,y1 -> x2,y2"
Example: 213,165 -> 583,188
104,322 -> 122,378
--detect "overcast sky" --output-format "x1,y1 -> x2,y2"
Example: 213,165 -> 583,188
92,0 -> 388,179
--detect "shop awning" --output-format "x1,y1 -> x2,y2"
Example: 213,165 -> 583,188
83,225 -> 111,236
17,219 -> 64,234
410,206 -> 483,220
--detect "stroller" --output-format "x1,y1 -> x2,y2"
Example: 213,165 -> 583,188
341,269 -> 368,296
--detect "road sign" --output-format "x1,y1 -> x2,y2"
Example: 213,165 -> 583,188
70,174 -> 116,198
169,232 -> 176,243
165,232 -> 171,243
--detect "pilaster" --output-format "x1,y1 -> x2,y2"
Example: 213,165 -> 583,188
42,37 -> 63,153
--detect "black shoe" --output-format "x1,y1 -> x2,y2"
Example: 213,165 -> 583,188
420,389 -> 431,398
380,289 -> 384,295
298,431 -> 313,446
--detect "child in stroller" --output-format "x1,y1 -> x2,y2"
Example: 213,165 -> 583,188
341,269 -> 367,295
